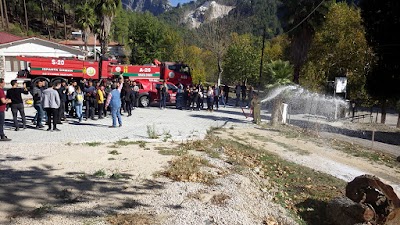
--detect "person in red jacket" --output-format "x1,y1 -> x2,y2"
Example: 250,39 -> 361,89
0,78 -> 12,141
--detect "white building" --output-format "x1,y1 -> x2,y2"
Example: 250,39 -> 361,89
0,32 -> 85,83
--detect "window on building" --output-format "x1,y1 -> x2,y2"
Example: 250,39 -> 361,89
4,56 -> 27,72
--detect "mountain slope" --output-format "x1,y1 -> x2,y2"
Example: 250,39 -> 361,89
122,0 -> 171,15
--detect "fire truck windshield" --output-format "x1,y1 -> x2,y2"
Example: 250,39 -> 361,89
168,64 -> 191,76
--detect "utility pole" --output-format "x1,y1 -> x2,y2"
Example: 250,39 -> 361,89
23,0 -> 28,34
258,27 -> 266,92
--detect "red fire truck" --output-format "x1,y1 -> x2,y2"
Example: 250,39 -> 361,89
16,56 -> 192,86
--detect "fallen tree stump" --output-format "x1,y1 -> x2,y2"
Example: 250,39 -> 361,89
327,196 -> 375,225
327,174 -> 400,225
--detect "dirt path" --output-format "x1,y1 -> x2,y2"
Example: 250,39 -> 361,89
217,127 -> 400,195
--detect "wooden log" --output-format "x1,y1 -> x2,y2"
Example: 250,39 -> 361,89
344,174 -> 400,224
385,208 -> 400,225
327,196 -> 375,225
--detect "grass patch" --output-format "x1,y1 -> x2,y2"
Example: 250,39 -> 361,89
109,150 -> 121,155
93,169 -> 106,177
31,204 -> 53,218
206,126 -> 224,138
107,213 -> 160,225
161,154 -> 214,183
248,132 -> 310,155
138,141 -> 146,148
77,173 -> 87,180
108,157 -> 116,160
162,130 -> 172,142
211,193 -> 231,206
109,172 -> 130,180
112,140 -> 147,148
158,148 -> 187,156
331,139 -> 400,170
179,140 -> 207,152
147,124 -> 159,139
84,142 -> 102,147
115,140 -> 137,146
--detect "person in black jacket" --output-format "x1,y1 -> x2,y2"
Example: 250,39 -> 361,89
6,80 -> 29,131
31,79 -> 45,128
123,83 -> 133,116
57,80 -> 67,123
223,84 -> 229,105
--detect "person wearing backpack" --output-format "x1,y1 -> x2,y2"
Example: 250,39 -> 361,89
73,86 -> 84,123
84,80 -> 97,120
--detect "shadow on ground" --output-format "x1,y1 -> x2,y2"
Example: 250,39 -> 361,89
295,198 -> 331,225
0,163 -> 165,221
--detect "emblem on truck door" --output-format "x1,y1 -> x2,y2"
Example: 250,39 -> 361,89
86,67 -> 96,77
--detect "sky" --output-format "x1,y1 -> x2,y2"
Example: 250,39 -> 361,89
170,0 -> 193,7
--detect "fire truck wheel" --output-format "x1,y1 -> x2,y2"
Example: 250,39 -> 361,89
139,95 -> 150,107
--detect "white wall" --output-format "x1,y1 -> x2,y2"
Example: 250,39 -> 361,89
0,39 -> 85,83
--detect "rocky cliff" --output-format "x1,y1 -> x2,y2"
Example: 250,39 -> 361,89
122,0 -> 170,15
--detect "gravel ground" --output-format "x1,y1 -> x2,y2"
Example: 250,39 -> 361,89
8,153 -> 297,225
2,104 -> 253,144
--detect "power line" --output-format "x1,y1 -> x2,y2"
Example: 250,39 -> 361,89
284,0 -> 326,34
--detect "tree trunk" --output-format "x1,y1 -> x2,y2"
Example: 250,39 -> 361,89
346,174 -> 400,224
63,9 -> 67,40
293,65 -> 300,84
3,0 -> 9,30
380,99 -> 387,124
0,0 -> 4,29
40,0 -> 44,25
327,197 -> 375,225
53,1 -> 57,39
397,112 -> 400,128
271,97 -> 283,126
23,0 -> 28,34
0,0 -> 6,29
217,55 -> 223,86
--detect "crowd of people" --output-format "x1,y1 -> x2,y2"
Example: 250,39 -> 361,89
0,76 -> 259,142
174,82 -> 254,112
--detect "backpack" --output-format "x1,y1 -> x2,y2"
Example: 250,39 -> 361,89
76,93 -> 84,103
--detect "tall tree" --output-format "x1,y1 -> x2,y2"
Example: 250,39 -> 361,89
198,20 -> 231,85
75,2 -> 96,51
360,0 -> 400,124
94,0 -> 121,55
128,12 -> 182,64
280,0 -> 333,84
301,3 -> 374,101
223,33 -> 259,85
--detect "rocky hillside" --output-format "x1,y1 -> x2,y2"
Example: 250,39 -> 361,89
184,1 -> 235,28
122,0 -> 171,15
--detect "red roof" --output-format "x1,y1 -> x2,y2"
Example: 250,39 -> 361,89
0,32 -> 24,44
59,35 -> 121,47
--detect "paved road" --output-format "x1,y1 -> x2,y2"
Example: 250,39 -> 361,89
2,105 -> 254,144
